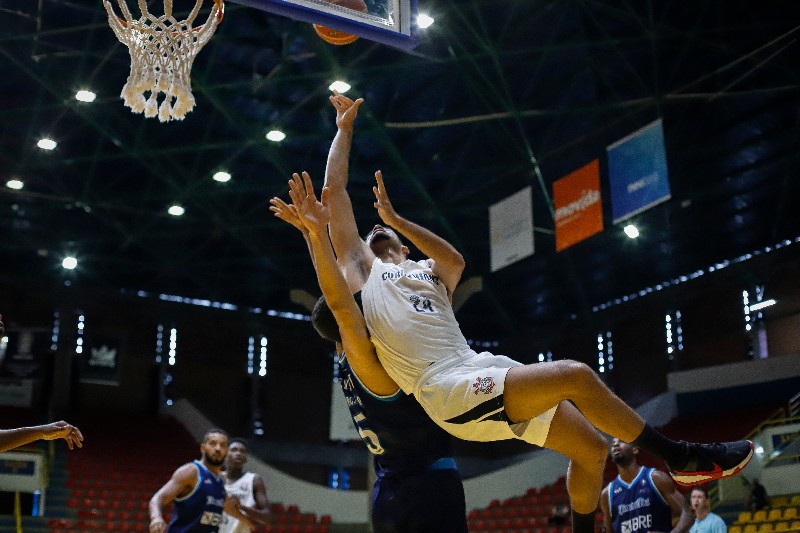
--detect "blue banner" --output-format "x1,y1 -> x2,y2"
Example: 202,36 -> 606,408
607,119 -> 671,224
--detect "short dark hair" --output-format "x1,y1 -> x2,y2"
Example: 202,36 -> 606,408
229,437 -> 247,449
202,428 -> 229,443
691,486 -> 709,498
312,296 -> 341,344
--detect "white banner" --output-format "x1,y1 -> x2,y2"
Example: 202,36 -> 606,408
0,379 -> 33,407
489,187 -> 534,272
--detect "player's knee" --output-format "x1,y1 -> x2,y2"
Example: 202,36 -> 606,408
558,360 -> 599,393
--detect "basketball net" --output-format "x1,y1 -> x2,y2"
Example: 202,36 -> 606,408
103,0 -> 223,122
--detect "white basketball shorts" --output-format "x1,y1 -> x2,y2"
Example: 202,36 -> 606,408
413,350 -> 558,445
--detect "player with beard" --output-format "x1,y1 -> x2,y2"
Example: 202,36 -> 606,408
149,429 -> 254,533
601,438 -> 692,533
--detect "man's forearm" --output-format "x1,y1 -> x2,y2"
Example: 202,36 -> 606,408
308,231 -> 352,309
149,498 -> 165,523
324,126 -> 353,191
0,427 -> 45,452
241,505 -> 270,525
390,215 -> 464,271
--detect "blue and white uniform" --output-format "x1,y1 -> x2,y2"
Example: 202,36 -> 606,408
360,257 -> 556,445
337,350 -> 467,532
168,460 -> 226,533
608,466 -> 673,533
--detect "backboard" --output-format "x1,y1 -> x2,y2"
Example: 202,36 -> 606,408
228,0 -> 419,50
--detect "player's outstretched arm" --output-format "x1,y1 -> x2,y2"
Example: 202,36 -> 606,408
323,94 -> 375,291
0,421 -> 84,453
289,172 -> 398,396
372,170 -> 465,296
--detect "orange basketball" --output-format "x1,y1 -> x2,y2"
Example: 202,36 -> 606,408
313,24 -> 360,45
313,0 -> 368,46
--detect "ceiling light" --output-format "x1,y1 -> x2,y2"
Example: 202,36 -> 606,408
213,171 -> 231,183
168,205 -> 185,216
37,138 -> 57,150
6,179 -> 23,190
417,13 -> 434,28
328,80 -> 351,94
75,90 -> 96,103
749,299 -> 776,312
266,130 -> 286,142
62,256 -> 78,270
623,224 -> 639,239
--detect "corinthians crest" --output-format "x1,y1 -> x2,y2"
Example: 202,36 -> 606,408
472,376 -> 495,395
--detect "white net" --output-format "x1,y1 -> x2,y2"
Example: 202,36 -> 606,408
103,0 -> 223,122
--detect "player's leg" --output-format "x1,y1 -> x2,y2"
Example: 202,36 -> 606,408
504,360 -> 644,441
540,400 -> 607,528
504,359 -> 753,486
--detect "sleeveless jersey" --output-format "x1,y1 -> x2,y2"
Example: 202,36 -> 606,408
338,350 -> 455,478
608,467 -> 673,533
220,472 -> 257,533
360,258 -> 471,393
168,460 -> 226,533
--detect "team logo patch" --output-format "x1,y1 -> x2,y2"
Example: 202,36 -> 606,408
472,376 -> 495,395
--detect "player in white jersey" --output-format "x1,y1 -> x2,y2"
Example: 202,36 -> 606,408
220,439 -> 270,533
281,93 -> 752,533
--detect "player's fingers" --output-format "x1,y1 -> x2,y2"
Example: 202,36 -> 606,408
301,171 -> 316,199
288,187 -> 300,206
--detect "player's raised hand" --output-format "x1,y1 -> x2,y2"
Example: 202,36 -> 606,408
269,195 -> 305,234
288,172 -> 330,237
329,92 -> 364,131
373,170 -> 400,226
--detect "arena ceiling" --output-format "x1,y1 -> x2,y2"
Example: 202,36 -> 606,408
1,0 -> 799,340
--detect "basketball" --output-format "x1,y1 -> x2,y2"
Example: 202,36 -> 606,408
313,25 -> 360,45
313,0 -> 368,46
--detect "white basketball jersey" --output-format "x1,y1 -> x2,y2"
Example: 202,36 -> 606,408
220,471 -> 257,533
361,258 -> 471,394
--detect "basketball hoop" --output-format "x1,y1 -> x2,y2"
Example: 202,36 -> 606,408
103,0 -> 224,122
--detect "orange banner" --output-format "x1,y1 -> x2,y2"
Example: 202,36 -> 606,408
554,160 -> 603,252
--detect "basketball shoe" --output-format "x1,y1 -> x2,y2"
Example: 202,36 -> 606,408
668,440 -> 754,486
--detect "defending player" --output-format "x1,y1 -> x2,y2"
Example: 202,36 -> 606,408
600,438 -> 692,533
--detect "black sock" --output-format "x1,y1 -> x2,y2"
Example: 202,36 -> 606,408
572,510 -> 596,533
631,424 -> 688,468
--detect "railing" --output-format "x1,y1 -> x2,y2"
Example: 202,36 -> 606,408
708,393 -> 800,507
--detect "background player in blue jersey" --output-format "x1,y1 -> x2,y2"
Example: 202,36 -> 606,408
601,438 -> 692,533
270,177 -> 468,533
149,429 -> 255,533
